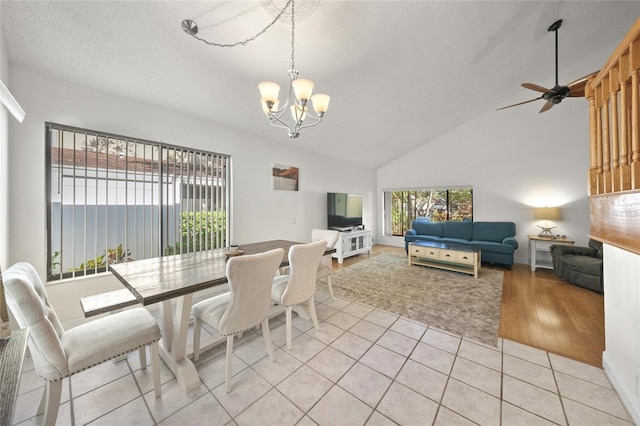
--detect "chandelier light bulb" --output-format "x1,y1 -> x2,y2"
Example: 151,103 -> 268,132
291,78 -> 314,101
310,94 -> 330,114
261,99 -> 280,115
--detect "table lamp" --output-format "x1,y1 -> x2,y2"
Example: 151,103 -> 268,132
535,207 -> 561,238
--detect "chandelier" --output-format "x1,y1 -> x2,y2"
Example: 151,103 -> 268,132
182,0 -> 330,139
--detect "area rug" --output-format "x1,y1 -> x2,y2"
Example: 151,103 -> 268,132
317,253 -> 504,347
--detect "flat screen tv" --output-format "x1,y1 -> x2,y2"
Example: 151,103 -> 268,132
327,193 -> 363,231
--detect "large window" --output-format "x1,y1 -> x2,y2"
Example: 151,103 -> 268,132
46,122 -> 230,281
384,188 -> 473,236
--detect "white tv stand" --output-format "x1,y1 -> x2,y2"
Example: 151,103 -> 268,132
332,229 -> 372,264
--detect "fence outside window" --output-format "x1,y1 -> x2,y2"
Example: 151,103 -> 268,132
46,122 -> 230,281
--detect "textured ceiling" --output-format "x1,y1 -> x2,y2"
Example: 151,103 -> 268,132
1,1 -> 638,168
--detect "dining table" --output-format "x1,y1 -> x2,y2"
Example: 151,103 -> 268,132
108,239 -> 335,393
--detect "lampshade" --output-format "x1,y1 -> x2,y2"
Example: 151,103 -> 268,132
535,207 -> 561,221
311,94 -> 330,113
258,82 -> 280,103
292,78 -> 314,101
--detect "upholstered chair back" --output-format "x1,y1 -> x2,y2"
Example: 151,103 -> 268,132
218,248 -> 284,336
280,240 -> 326,307
311,229 -> 340,249
4,262 -> 69,381
311,229 -> 339,272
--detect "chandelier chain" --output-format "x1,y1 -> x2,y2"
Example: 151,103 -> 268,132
290,0 -> 296,70
188,0 -> 293,48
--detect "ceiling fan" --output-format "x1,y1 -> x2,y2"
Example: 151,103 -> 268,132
498,19 -> 595,113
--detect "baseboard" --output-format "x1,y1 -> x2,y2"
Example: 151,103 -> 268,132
514,255 -> 528,265
603,351 -> 640,424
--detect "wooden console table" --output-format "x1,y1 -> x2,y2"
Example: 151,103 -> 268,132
0,329 -> 29,426
408,241 -> 480,278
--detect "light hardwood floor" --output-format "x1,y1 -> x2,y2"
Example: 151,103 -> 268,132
332,244 -> 605,367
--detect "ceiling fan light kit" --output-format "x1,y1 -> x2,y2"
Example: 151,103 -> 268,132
182,0 -> 329,139
498,19 -> 595,113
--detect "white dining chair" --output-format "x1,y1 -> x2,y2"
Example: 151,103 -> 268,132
311,228 -> 340,300
271,240 -> 327,350
191,248 -> 284,393
3,262 -> 162,426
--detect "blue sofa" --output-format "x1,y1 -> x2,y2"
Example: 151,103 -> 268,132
404,220 -> 518,267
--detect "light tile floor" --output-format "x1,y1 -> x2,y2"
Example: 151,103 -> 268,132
13,291 -> 633,425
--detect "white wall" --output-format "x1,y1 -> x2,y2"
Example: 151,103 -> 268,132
603,244 -> 640,424
6,66 -> 375,323
375,43 -> 618,264
0,12 -> 10,269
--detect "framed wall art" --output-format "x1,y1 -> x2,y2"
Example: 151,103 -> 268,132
272,164 -> 299,191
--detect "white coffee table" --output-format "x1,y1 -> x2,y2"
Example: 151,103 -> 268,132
408,241 -> 481,278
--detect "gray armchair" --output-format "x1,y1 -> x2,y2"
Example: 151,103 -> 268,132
550,239 -> 603,293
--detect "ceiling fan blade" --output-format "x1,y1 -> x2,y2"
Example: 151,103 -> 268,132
539,100 -> 555,113
508,21 -> 591,113
566,71 -> 598,97
522,83 -> 551,93
496,96 -> 543,111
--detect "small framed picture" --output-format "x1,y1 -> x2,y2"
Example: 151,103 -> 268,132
272,164 -> 299,191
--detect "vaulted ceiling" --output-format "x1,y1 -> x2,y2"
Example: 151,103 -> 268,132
1,1 -> 638,168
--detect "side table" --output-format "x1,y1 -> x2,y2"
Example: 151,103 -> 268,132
528,235 -> 575,272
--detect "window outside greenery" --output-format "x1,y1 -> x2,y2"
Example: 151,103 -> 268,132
385,188 -> 473,236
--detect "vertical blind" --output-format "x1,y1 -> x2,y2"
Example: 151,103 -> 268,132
46,122 -> 230,281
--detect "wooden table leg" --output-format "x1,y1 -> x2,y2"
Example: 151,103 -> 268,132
158,294 -> 201,393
